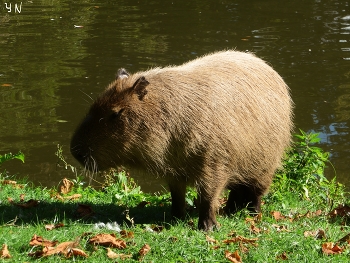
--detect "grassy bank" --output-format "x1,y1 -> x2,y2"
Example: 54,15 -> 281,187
0,131 -> 349,262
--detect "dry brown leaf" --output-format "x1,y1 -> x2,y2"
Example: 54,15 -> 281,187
206,235 -> 218,244
322,242 -> 344,255
67,248 -> 88,258
1,83 -> 12,87
1,180 -> 17,185
271,211 -> 286,220
29,234 -> 59,247
77,204 -> 94,218
239,242 -> 249,254
272,224 -> 290,232
89,233 -> 127,249
250,224 -> 261,234
328,205 -> 350,218
120,230 -> 134,239
303,230 -> 316,238
20,194 -> 25,201
106,248 -> 132,259
42,241 -> 76,257
152,225 -> 164,232
304,229 -> 326,239
277,252 -> 288,260
0,244 -> 11,259
225,250 -> 242,263
60,178 -> 74,194
223,236 -> 258,245
139,244 -> 151,258
45,223 -> 64,231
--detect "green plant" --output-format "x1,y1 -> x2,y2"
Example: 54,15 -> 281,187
270,129 -> 345,209
0,151 -> 24,166
55,144 -> 85,186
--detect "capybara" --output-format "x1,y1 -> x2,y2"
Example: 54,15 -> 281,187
70,50 -> 293,231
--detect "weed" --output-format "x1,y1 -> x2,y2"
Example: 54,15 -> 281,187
0,151 -> 24,166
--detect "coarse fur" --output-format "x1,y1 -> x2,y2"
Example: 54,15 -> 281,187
70,50 -> 293,231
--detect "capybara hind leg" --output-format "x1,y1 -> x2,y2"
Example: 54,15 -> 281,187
167,178 -> 187,220
225,184 -> 262,214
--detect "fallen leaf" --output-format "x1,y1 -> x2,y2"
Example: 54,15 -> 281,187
225,250 -> 242,263
45,223 -> 64,231
271,211 -> 286,220
1,180 -> 17,185
89,233 -> 127,249
0,244 -> 11,259
20,194 -> 25,201
206,235 -> 218,244
29,234 -> 58,247
250,223 -> 261,234
152,225 -> 164,232
139,244 -> 151,258
120,230 -> 134,239
1,83 -> 12,87
322,242 -> 344,255
60,178 -> 74,194
43,241 -> 77,257
314,229 -> 326,239
304,230 -> 316,238
328,205 -> 350,218
223,236 -> 258,246
67,248 -> 88,258
239,243 -> 249,253
277,252 -> 288,260
76,204 -> 94,218
106,248 -> 132,259
272,224 -> 290,232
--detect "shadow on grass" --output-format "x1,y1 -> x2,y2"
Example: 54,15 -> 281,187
0,201 -> 179,227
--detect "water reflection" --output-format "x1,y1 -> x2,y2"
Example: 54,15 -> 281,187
1,0 -> 350,190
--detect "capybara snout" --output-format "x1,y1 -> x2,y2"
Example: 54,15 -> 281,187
71,50 -> 293,231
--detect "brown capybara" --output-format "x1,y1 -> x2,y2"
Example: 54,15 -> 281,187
70,50 -> 293,231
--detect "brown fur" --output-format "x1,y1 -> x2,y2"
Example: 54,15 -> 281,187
70,50 -> 293,231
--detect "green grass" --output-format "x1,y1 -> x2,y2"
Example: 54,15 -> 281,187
1,131 -> 349,262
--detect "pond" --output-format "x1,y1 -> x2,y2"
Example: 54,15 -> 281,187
1,0 -> 350,191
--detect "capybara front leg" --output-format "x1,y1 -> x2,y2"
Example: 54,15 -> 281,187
196,178 -> 226,231
197,198 -> 218,231
167,178 -> 187,220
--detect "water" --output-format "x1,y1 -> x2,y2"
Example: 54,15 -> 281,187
1,0 -> 350,191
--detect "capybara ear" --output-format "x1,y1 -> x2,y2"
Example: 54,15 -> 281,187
116,68 -> 129,80
131,76 -> 149,101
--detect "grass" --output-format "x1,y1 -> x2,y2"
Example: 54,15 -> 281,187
0,131 -> 350,262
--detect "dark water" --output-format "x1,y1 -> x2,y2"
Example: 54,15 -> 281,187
1,0 -> 350,191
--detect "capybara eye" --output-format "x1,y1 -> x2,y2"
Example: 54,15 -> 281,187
110,109 -> 124,120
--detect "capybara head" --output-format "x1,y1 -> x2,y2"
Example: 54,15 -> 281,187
71,50 -> 293,231
70,69 -> 151,171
